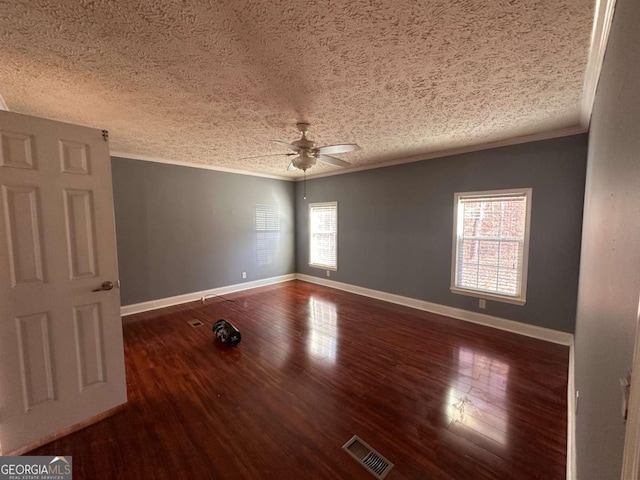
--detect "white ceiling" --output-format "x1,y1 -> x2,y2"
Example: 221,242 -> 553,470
1,0 -> 596,179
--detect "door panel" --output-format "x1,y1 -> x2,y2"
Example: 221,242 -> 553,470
72,303 -> 106,390
0,111 -> 126,454
63,189 -> 98,279
15,312 -> 55,410
2,185 -> 45,285
0,130 -> 35,169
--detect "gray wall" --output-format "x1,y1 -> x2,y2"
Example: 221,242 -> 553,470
111,158 -> 295,306
296,135 -> 587,333
574,0 -> 640,475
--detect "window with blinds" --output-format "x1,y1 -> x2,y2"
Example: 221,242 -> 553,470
309,202 -> 338,270
451,189 -> 532,305
255,204 -> 280,266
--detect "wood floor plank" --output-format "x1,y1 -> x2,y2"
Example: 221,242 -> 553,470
27,280 -> 568,479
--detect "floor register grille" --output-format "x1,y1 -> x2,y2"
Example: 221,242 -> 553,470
343,435 -> 394,479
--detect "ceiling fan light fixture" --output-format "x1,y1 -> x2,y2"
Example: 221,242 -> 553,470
292,150 -> 317,171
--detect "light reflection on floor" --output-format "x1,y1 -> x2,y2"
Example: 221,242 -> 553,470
307,297 -> 338,363
446,348 -> 510,446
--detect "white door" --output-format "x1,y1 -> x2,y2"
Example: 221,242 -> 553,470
0,111 -> 126,454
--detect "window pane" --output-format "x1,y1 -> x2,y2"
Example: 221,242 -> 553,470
460,264 -> 478,288
462,205 -> 481,236
497,268 -> 518,295
498,242 -> 520,270
478,241 -> 499,266
479,202 -> 502,238
461,239 -> 479,263
501,200 -> 526,238
478,265 -> 499,291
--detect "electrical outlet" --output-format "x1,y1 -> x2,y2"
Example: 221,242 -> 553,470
326,270 -> 331,277
241,272 -> 247,279
479,299 -> 486,309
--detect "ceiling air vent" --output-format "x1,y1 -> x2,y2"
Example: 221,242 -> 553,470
342,435 -> 394,479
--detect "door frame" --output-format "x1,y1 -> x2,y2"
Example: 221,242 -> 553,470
621,293 -> 640,479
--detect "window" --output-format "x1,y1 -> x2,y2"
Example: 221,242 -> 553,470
309,202 -> 337,270
255,204 -> 279,266
451,189 -> 532,305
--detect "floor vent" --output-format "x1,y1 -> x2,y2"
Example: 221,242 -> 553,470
187,319 -> 204,327
343,435 -> 394,479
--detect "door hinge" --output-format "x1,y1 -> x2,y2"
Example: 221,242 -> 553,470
102,129 -> 109,141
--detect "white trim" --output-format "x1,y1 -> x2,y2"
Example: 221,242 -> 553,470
450,188 -> 532,306
567,337 -> 576,480
449,287 -> 526,306
110,151 -> 293,181
297,273 -> 576,475
295,274 -> 573,345
580,0 -> 618,128
0,93 -> 8,111
111,125 -> 586,183
621,297 -> 640,479
120,274 -> 296,316
308,201 -> 338,270
302,126 -> 587,180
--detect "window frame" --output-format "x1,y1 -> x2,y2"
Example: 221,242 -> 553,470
450,188 -> 532,305
254,204 -> 280,266
308,201 -> 338,271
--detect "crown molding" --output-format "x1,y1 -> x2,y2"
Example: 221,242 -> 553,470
301,125 -> 587,181
580,0 -> 618,127
110,150 -> 294,181
114,124 -> 588,183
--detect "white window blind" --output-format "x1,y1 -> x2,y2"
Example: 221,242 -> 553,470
451,189 -> 532,304
255,204 -> 280,266
309,202 -> 337,270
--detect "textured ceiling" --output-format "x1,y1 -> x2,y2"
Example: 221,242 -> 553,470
0,0 -> 594,178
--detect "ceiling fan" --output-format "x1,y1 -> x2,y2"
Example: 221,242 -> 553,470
249,123 -> 360,172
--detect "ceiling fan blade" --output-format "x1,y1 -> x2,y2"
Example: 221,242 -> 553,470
316,143 -> 360,155
287,160 -> 298,171
318,154 -> 351,168
239,152 -> 296,160
271,140 -> 301,152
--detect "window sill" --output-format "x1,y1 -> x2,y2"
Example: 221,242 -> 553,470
450,287 -> 526,306
309,264 -> 337,271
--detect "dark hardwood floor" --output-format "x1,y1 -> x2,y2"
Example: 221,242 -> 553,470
28,280 -> 568,479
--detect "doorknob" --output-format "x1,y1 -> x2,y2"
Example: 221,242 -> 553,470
92,281 -> 114,292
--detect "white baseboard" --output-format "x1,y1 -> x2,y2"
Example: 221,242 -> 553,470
295,274 -> 573,346
296,273 -> 576,478
120,272 -> 575,475
120,274 -> 296,316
